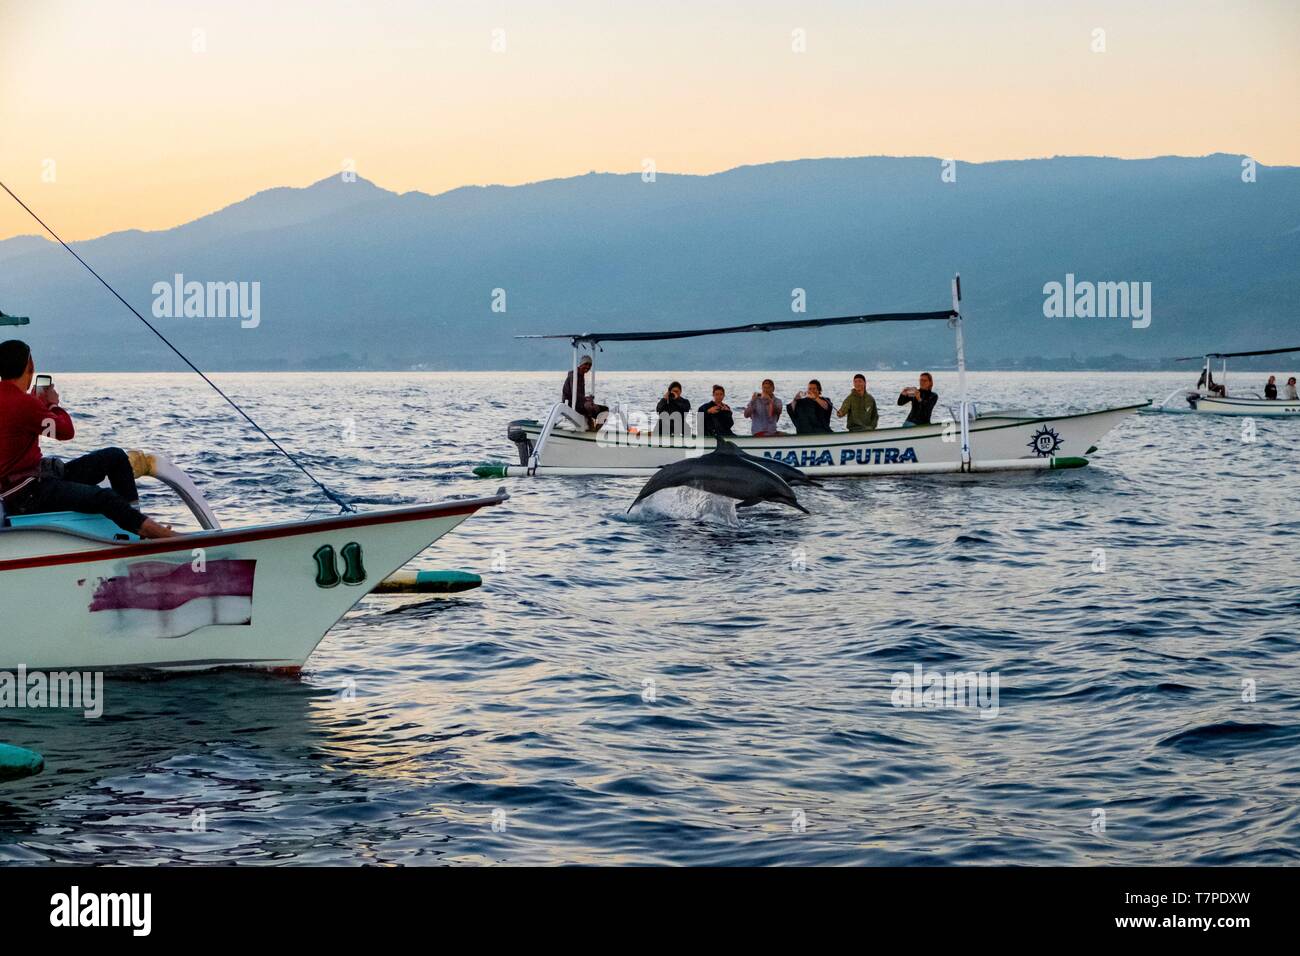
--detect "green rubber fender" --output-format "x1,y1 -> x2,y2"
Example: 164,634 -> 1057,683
0,743 -> 44,782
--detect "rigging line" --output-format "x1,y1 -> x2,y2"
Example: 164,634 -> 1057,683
0,180 -> 354,513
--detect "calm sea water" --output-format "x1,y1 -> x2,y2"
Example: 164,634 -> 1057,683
1,370 -> 1298,865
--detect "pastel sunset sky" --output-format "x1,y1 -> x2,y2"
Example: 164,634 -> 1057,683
1,0 -> 1296,241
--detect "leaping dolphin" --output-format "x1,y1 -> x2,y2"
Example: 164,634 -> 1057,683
628,447 -> 810,514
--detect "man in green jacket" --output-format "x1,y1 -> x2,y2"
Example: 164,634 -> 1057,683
836,373 -> 878,432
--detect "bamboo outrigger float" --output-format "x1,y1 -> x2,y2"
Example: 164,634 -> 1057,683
1149,345 -> 1300,416
475,277 -> 1147,479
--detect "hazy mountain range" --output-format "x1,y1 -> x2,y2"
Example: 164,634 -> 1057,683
1,154 -> 1297,372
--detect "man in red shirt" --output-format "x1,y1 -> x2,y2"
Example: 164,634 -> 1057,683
0,340 -> 177,538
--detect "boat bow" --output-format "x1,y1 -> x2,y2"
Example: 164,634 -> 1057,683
0,490 -> 509,673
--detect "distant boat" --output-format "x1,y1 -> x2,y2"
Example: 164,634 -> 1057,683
477,277 -> 1145,478
1149,345 -> 1300,416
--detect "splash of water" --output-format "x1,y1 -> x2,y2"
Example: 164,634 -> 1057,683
623,486 -> 740,526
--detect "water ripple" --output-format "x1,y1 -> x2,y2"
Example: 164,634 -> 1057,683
1,370 -> 1298,865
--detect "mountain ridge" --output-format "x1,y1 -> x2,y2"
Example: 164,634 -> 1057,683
1,154 -> 1296,372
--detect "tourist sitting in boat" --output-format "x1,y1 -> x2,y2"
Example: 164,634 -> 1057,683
1197,368 -> 1227,396
837,374 -> 878,432
744,379 -> 783,436
561,354 -> 608,430
655,381 -> 691,438
1264,376 -> 1278,400
787,380 -> 832,434
1286,377 -> 1298,400
0,340 -> 177,538
897,373 -> 938,427
698,385 -> 735,437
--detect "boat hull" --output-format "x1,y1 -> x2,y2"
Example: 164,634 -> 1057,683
493,404 -> 1146,477
0,494 -> 505,673
1191,396 -> 1300,416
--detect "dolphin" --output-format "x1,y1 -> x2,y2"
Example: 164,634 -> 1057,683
628,448 -> 810,514
712,438 -> 821,487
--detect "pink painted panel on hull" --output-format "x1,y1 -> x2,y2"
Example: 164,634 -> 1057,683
89,560 -> 256,612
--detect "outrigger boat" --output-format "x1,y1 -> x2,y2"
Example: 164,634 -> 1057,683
475,277 -> 1147,478
1149,345 -> 1300,416
0,451 -> 507,674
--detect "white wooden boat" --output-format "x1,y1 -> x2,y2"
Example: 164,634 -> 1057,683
1150,345 -> 1300,416
0,454 -> 507,673
476,276 -> 1146,478
478,406 -> 1140,478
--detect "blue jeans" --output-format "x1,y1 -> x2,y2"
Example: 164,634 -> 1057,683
9,448 -> 144,534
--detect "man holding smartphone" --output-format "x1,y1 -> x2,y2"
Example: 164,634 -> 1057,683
0,340 -> 177,538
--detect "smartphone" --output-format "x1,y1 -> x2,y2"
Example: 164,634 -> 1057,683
34,374 -> 53,388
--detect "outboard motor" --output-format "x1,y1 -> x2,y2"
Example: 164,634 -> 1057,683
507,420 -> 536,467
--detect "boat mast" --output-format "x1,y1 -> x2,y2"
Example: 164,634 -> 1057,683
952,274 -> 971,468
570,338 -> 579,412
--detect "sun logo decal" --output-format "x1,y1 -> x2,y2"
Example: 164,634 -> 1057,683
1027,426 -> 1063,457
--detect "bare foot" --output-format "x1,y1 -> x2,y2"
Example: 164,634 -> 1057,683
139,518 -> 180,539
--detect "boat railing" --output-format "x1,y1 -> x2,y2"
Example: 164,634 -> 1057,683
600,403 -> 633,434
529,402 -> 589,474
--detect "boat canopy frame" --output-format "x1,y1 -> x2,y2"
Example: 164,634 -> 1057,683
517,275 -> 973,467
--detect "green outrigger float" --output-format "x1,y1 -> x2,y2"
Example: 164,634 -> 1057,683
3,309 -> 57,780
0,742 -> 44,782
0,346 -> 43,772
